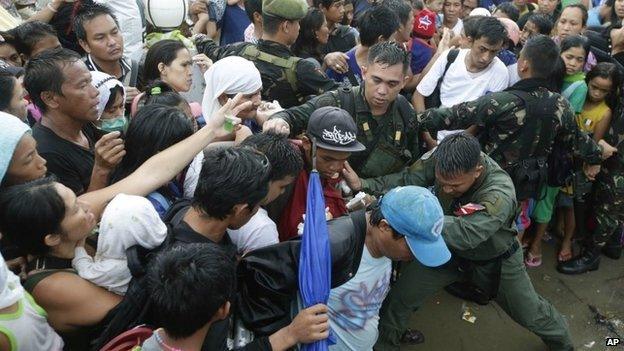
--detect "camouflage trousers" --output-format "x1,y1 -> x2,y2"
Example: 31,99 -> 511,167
592,167 -> 624,246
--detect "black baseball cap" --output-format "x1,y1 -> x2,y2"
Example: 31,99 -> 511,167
307,107 -> 366,153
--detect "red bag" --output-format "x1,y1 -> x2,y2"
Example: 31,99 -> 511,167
99,325 -> 154,351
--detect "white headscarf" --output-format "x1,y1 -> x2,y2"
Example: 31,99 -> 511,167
201,56 -> 262,121
90,71 -> 126,120
0,254 -> 24,309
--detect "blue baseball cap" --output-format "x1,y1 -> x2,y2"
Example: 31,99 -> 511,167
380,186 -> 451,267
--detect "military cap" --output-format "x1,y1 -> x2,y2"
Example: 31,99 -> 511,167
263,0 -> 308,20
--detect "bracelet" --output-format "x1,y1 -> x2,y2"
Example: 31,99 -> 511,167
47,2 -> 58,13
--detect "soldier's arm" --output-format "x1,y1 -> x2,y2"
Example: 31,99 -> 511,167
269,92 -> 340,137
557,98 -> 603,165
442,189 -> 515,251
295,59 -> 340,97
360,155 -> 436,196
417,93 -> 497,133
194,34 -> 243,61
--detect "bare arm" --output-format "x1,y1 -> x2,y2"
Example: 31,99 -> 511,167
31,272 -> 122,332
79,96 -> 252,219
27,0 -> 64,23
593,108 -> 612,142
412,90 -> 426,113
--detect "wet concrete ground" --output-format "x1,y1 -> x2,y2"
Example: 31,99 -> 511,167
404,240 -> 624,351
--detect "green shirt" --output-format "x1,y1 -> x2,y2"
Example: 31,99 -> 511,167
361,152 -> 518,261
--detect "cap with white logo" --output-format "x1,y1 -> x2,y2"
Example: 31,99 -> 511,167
307,106 -> 366,153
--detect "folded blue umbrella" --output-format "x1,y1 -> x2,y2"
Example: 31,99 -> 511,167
298,169 -> 333,351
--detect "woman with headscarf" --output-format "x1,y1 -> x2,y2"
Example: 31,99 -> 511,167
202,56 -> 280,136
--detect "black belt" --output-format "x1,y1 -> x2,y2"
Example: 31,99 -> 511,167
470,240 -> 520,266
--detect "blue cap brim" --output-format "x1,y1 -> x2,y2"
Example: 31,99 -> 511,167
405,235 -> 451,267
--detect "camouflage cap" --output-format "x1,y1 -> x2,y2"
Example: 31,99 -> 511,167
263,0 -> 308,20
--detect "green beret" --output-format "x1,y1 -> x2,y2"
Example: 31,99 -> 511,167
262,0 -> 308,20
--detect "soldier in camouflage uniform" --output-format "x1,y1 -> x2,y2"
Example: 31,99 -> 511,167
265,42 -> 422,179
194,0 -> 339,108
343,133 -> 574,351
558,94 -> 624,273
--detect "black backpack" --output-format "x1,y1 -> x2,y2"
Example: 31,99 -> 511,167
90,199 -> 192,350
424,49 -> 460,109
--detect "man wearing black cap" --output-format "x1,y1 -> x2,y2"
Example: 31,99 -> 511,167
194,0 -> 339,108
264,41 -> 422,179
266,106 -> 365,241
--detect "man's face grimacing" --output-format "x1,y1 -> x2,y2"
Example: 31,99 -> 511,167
435,165 -> 483,198
370,219 -> 414,261
362,61 -> 408,113
54,61 -> 101,122
468,37 -> 503,71
80,14 -> 124,62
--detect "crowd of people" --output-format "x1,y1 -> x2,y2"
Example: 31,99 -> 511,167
0,0 -> 622,349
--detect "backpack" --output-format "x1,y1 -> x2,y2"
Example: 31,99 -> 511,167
90,199 -> 192,351
424,49 -> 459,109
490,91 -> 556,200
241,45 -> 302,97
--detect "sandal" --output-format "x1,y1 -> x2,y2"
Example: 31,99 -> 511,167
524,252 -> 542,267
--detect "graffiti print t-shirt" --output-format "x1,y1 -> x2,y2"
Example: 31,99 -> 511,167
328,245 -> 392,351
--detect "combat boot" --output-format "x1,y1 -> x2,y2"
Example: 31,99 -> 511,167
602,230 -> 622,260
557,247 -> 601,274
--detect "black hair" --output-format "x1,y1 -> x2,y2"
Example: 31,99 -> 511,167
148,243 -> 236,339
435,132 -> 481,177
263,14 -> 287,35
143,40 -> 188,85
109,104 -> 194,183
314,0 -> 341,9
73,3 -> 119,42
0,177 -> 65,256
3,21 -> 58,57
341,0 -> 355,24
560,34 -> 590,62
462,15 -> 483,38
608,0 -> 623,25
526,13 -> 554,35
473,16 -> 508,45
359,5 -> 400,47
245,0 -> 263,22
368,202 -> 402,237
239,133 -> 303,181
494,2 -> 520,22
104,85 -> 124,111
521,34 -> 560,79
411,0 -> 425,11
192,148 -> 271,220
143,80 -> 188,108
560,3 -> 588,27
367,41 -> 410,74
382,0 -> 413,27
23,47 -> 82,113
586,62 -> 622,110
292,8 -> 326,61
0,71 -> 16,111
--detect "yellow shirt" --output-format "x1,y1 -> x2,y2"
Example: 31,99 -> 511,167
577,101 -> 609,134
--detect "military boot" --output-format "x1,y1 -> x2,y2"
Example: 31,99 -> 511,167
602,229 -> 623,260
557,246 -> 601,274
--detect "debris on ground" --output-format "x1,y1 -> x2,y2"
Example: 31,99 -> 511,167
461,303 -> 477,324
583,341 -> 595,348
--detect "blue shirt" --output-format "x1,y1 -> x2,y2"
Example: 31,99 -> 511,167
497,49 -> 517,67
410,39 -> 434,75
219,4 -> 251,46
326,48 -> 362,87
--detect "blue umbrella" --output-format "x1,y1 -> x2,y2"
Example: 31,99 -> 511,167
298,140 -> 332,351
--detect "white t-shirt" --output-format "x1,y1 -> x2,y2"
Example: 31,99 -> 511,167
328,245 -> 392,351
227,208 -> 279,255
417,49 -> 509,108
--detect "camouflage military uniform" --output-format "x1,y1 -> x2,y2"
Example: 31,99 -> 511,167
592,106 -> 624,245
417,79 -> 603,168
360,153 -> 574,351
271,86 -> 422,178
195,36 -> 339,108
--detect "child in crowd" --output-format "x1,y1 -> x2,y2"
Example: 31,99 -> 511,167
91,71 -> 127,134
526,34 -> 591,267
72,194 -> 168,295
519,13 -> 554,47
0,253 -> 63,350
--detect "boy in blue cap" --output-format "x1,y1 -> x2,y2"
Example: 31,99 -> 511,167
328,185 -> 450,351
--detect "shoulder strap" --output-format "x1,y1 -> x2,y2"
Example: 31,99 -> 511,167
241,45 -> 301,93
432,49 -> 460,99
334,87 -> 356,117
561,80 -> 584,99
128,59 -> 139,88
